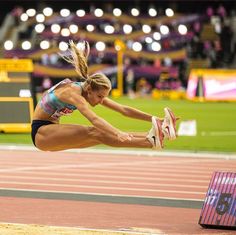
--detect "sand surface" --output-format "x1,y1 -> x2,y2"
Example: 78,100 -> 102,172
0,223 -> 163,235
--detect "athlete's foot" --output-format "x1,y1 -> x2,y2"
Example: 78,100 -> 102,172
147,116 -> 164,149
162,107 -> 179,140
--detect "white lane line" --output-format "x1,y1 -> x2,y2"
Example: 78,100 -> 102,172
0,158 -> 234,173
0,171 -> 210,183
0,159 -> 230,168
0,158 -> 225,173
1,162 -> 228,175
0,175 -> 207,189
0,181 -> 206,195
201,131 -> 236,136
0,166 -> 213,179
0,144 -> 236,159
4,167 -> 213,179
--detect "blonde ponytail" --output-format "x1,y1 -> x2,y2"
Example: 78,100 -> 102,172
59,40 -> 89,79
61,40 -> 111,91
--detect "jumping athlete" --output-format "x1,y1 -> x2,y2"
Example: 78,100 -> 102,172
31,41 -> 177,151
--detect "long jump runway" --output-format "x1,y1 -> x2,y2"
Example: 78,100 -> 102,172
0,146 -> 235,234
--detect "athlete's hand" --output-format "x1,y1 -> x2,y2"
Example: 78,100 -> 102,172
117,131 -> 133,142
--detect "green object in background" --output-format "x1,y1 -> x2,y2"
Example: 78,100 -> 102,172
0,97 -> 236,153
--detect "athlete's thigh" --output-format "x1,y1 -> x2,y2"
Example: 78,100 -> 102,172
35,123 -> 98,150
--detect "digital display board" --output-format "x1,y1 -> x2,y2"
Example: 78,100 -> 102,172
0,82 -> 31,97
0,98 -> 33,133
0,59 -> 35,133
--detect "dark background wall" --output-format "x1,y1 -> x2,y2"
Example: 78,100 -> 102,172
1,0 -> 235,20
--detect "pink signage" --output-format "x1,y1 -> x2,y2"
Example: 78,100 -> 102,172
187,69 -> 236,101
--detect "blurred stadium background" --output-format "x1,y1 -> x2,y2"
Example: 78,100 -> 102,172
0,0 -> 236,153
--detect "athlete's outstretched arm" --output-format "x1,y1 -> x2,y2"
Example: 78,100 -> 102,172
66,92 -> 133,142
102,98 -> 156,122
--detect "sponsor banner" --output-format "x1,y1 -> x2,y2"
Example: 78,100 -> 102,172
0,59 -> 33,72
187,69 -> 236,101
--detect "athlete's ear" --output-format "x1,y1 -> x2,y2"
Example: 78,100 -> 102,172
87,85 -> 92,94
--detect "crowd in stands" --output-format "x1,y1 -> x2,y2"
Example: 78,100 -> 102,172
1,1 -> 235,96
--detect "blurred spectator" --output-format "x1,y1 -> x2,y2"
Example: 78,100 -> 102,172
11,6 -> 23,26
205,41 -> 217,68
49,54 -> 59,65
2,1 -> 236,90
217,4 -> 227,19
125,69 -> 135,99
41,53 -> 49,65
42,77 -> 53,91
206,6 -> 214,18
136,77 -> 152,97
155,74 -> 170,90
154,59 -> 161,68
193,21 -> 202,36
170,78 -> 183,90
230,10 -> 236,64
163,57 -> 172,67
219,19 -> 233,65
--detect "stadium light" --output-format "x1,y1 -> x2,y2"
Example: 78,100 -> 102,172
51,24 -> 61,34
60,9 -> 70,17
86,24 -> 95,32
40,40 -> 50,49
142,25 -> 151,34
22,41 -> 31,50
94,8 -> 103,17
113,8 -> 122,17
178,24 -> 188,35
123,24 -> 133,34
59,41 -> 68,51
69,24 -> 78,34
131,8 -> 140,17
148,8 -> 157,17
153,32 -> 161,40
20,13 -> 28,22
151,42 -> 161,51
76,9 -> 85,17
61,28 -> 70,37
160,25 -> 169,35
76,42 -> 85,50
35,24 -> 45,33
95,41 -> 106,51
4,40 -> 14,50
43,7 -> 53,17
26,9 -> 36,17
104,25 -> 115,34
132,42 -> 142,52
165,8 -> 174,17
145,37 -> 153,43
36,14 -> 45,23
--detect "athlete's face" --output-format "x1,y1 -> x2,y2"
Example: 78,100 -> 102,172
87,87 -> 110,106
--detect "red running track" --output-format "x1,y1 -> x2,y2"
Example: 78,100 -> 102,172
0,149 -> 235,234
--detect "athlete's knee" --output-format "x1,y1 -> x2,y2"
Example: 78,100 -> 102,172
34,135 -> 53,151
35,141 -> 51,151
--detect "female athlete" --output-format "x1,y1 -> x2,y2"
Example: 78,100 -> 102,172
31,41 -> 177,151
